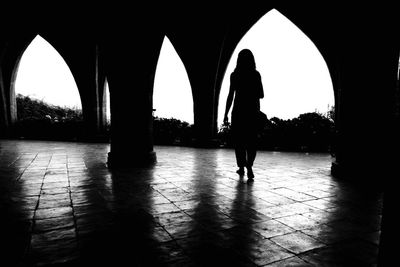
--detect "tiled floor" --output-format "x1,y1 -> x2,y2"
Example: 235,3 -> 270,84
0,140 -> 382,266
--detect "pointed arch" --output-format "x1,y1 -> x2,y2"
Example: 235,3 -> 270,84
103,78 -> 111,123
217,9 -> 335,126
153,36 -> 194,124
14,35 -> 82,110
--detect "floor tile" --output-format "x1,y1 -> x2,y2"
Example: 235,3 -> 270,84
0,140 -> 383,266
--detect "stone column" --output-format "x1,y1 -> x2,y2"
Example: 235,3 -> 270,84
50,39 -> 104,141
104,26 -> 163,167
191,76 -> 218,147
0,40 -> 25,137
0,46 -> 10,136
28,26 -> 107,141
332,43 -> 398,180
177,42 -> 225,148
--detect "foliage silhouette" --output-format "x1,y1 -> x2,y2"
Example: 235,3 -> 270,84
15,94 -> 335,152
153,116 -> 194,146
218,109 -> 335,153
15,94 -> 84,140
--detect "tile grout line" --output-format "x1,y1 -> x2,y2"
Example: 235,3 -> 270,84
22,153 -> 51,262
15,153 -> 39,182
66,154 -> 80,248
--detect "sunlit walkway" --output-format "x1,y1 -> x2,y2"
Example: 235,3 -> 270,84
0,140 -> 382,266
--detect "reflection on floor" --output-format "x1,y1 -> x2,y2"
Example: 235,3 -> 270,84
0,140 -> 382,266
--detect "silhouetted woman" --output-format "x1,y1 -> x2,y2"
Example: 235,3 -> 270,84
224,49 -> 264,180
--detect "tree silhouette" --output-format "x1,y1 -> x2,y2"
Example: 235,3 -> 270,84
15,94 -> 83,140
220,110 -> 335,152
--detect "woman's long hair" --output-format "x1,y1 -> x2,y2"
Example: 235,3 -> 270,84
234,49 -> 256,72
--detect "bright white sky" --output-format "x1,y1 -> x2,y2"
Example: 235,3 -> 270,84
218,9 -> 334,125
15,9 -> 334,126
153,38 -> 194,123
15,36 -> 82,109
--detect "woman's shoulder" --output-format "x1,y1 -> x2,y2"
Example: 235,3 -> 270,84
231,70 -> 260,79
230,71 -> 239,81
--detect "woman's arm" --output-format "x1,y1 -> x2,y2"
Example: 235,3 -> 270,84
258,72 -> 264,99
224,75 -> 235,124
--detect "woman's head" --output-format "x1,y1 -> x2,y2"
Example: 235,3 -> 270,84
235,49 -> 256,71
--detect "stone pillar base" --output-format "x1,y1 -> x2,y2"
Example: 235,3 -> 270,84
107,151 -> 157,168
330,160 -> 342,178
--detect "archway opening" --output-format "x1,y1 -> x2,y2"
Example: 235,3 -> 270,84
13,35 -> 83,141
218,9 -> 335,152
397,55 -> 400,81
396,55 -> 400,119
105,79 -> 111,123
102,78 -> 111,137
153,36 -> 194,146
